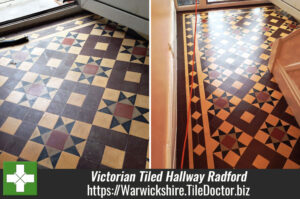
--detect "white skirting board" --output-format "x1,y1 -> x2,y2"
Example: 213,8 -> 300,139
79,0 -> 149,35
270,0 -> 300,21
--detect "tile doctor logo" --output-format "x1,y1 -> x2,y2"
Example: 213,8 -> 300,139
3,162 -> 37,196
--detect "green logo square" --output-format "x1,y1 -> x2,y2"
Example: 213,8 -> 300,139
3,162 -> 37,196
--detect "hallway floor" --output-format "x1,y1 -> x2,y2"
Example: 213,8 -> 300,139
177,6 -> 300,169
0,14 -> 149,169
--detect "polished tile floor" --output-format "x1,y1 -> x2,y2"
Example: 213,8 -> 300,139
177,6 -> 300,169
0,14 -> 149,169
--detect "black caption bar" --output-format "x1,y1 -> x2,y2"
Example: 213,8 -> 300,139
0,170 -> 299,198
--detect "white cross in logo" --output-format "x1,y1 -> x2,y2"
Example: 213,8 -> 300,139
6,164 -> 35,192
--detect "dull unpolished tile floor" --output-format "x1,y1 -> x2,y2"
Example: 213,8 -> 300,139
0,14 -> 149,169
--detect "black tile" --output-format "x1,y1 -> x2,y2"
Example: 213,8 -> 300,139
60,80 -> 77,91
15,121 -> 36,140
109,131 -> 128,151
23,109 -> 43,124
0,87 -> 10,99
123,152 -> 146,169
81,141 -> 105,164
88,126 -> 110,144
47,100 -> 66,115
0,101 -> 15,115
126,136 -> 148,157
74,82 -> 90,95
53,89 -> 71,103
77,108 -> 96,124
77,157 -> 99,169
4,136 -> 27,156
9,105 -> 30,120
62,104 -> 81,120
0,131 -> 11,150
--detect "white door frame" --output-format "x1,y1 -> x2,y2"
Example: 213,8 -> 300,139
175,0 -> 270,11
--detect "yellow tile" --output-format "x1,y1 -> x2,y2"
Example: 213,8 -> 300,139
102,88 -> 120,101
252,154 -> 269,169
22,72 -> 38,83
117,53 -> 131,62
0,152 -> 18,169
240,111 -> 255,123
129,120 -> 149,140
76,55 -> 90,64
47,77 -> 63,89
31,47 -> 44,55
70,121 -> 92,139
0,75 -> 8,87
38,112 -> 59,129
232,81 -> 243,89
32,97 -> 51,111
93,112 -> 113,129
101,58 -> 115,68
47,58 -> 62,68
0,57 -> 11,66
101,146 -> 125,169
91,29 -> 103,36
55,152 -> 80,169
95,42 -> 109,51
69,46 -> 82,54
65,71 -> 81,82
91,76 -> 108,87
18,62 -> 33,71
124,71 -> 141,83
122,39 -> 135,46
113,31 -> 125,38
224,151 -> 240,167
0,117 -> 22,135
77,33 -> 89,40
19,141 -> 44,161
67,92 -> 86,107
135,95 -> 149,108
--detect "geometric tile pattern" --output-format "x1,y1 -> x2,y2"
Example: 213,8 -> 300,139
178,6 -> 300,169
0,13 -> 149,169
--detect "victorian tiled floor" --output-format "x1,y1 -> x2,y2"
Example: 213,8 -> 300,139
0,14 -> 149,169
177,6 -> 300,169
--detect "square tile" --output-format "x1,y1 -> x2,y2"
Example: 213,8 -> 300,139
46,58 -> 62,68
19,141 -> 44,161
6,91 -> 24,103
32,97 -> 51,111
92,112 -> 113,129
70,121 -> 92,139
55,151 -> 80,169
0,152 -> 18,169
124,71 -> 141,83
67,92 -> 86,107
0,75 -> 8,87
129,120 -> 149,140
47,77 -> 63,89
252,154 -> 269,169
101,146 -> 125,169
0,117 -> 22,135
38,112 -> 59,129
95,42 -> 109,51
240,111 -> 255,123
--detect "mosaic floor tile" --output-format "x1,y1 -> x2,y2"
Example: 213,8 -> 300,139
178,6 -> 300,169
0,13 -> 148,169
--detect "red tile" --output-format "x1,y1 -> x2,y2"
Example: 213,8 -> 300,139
132,47 -> 147,56
46,130 -> 68,150
62,38 -> 75,46
209,71 -> 220,79
271,128 -> 285,141
114,103 -> 134,119
256,91 -> 270,101
83,64 -> 99,75
221,135 -> 236,149
27,83 -> 44,96
214,98 -> 228,108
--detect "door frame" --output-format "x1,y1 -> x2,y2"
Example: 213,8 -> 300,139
175,0 -> 270,11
